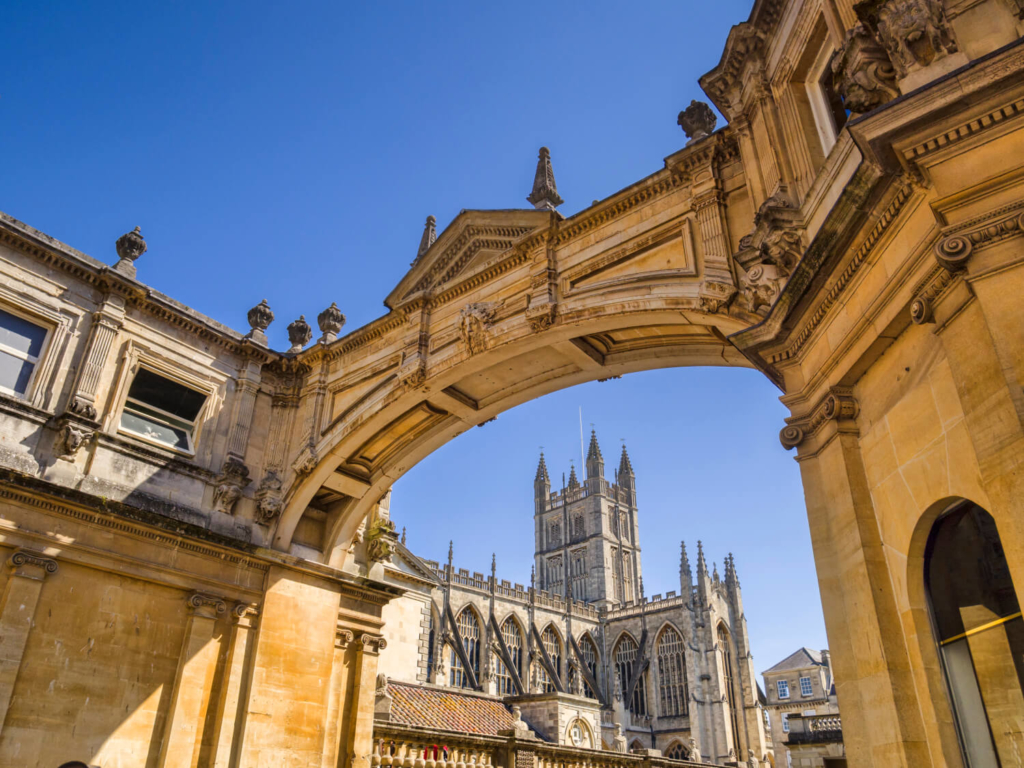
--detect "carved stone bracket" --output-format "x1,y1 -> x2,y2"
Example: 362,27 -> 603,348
336,628 -> 355,649
188,592 -> 228,619
780,388 -> 860,449
855,0 -> 959,81
365,516 -> 399,563
56,419 -> 93,461
525,304 -> 556,333
212,457 -> 251,515
831,22 -> 899,115
734,193 -> 805,316
254,470 -> 284,526
8,550 -> 58,578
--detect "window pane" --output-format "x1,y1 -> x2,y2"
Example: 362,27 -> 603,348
0,351 -> 34,395
0,309 -> 47,358
128,368 -> 206,421
120,407 -> 190,450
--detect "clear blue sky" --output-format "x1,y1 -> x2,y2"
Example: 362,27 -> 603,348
4,1 -> 827,677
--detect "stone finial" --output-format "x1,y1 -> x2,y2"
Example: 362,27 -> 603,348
286,315 -> 312,353
114,226 -> 147,277
677,100 -> 717,144
414,215 -> 437,265
526,147 -> 564,211
245,300 -> 274,344
448,540 -> 454,565
317,302 -> 346,343
567,464 -> 580,488
696,540 -> 708,576
491,553 -> 497,578
401,526 -> 407,545
531,564 -> 535,588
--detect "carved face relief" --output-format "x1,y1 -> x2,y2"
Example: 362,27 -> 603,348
860,0 -> 958,77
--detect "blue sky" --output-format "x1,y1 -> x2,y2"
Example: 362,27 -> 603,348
4,1 -> 826,675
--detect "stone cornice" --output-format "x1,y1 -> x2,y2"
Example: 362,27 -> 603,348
0,212 -> 277,363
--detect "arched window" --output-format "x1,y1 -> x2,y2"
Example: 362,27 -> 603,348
578,634 -> 599,699
718,624 -> 740,750
573,512 -> 585,539
926,501 -> 1024,766
496,617 -> 523,695
657,626 -> 688,716
615,634 -> 648,716
549,521 -> 561,547
571,549 -> 587,601
547,556 -> 563,595
450,608 -> 480,689
540,625 -> 562,693
629,739 -> 645,753
664,741 -> 690,760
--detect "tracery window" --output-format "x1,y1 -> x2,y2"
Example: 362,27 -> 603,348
549,521 -> 561,548
572,512 -> 584,540
540,626 -> 562,693
496,617 -> 523,695
665,742 -> 689,760
547,556 -> 563,595
657,626 -> 688,716
570,549 -> 587,602
578,634 -> 599,699
450,608 -> 480,689
614,634 -> 647,716
718,624 -> 740,748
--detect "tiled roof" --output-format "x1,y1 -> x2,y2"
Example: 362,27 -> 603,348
763,647 -> 825,674
387,682 -> 516,736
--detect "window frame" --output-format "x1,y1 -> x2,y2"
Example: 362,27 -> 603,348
799,675 -> 814,697
805,40 -> 844,157
777,679 -> 790,699
112,352 -> 215,457
0,302 -> 55,402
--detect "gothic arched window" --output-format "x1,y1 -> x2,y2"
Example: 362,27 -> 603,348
540,626 -> 562,693
450,608 -> 480,689
657,626 -> 688,716
578,633 -> 599,699
665,742 -> 689,760
572,512 -> 584,539
926,501 -> 1024,766
718,624 -> 740,749
549,521 -> 561,548
496,617 -> 523,695
571,549 -> 587,601
615,634 -> 648,716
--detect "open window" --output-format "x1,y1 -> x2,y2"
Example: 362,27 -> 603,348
0,306 -> 49,398
119,367 -> 207,453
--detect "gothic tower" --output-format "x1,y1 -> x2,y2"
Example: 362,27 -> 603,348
533,430 -> 642,609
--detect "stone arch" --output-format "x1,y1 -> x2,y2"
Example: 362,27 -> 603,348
663,740 -> 689,760
497,610 -> 528,642
654,619 -> 687,645
629,738 -> 645,753
611,628 -> 640,656
539,620 -> 565,651
564,717 -> 595,749
266,201 -> 761,562
655,623 -> 689,718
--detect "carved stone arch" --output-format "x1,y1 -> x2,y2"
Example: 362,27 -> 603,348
498,610 -> 528,642
611,628 -> 640,655
577,629 -> 601,661
654,619 -> 687,648
539,620 -> 565,649
453,602 -> 486,635
664,740 -> 690,760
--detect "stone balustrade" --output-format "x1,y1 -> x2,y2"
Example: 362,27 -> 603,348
373,723 -> 717,768
785,713 -> 842,745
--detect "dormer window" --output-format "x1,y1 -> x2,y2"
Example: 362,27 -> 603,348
0,307 -> 48,398
119,368 -> 206,453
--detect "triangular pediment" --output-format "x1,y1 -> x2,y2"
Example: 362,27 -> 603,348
383,541 -> 441,588
385,209 -> 551,309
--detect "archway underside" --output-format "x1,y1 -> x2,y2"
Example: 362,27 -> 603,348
278,302 -> 758,565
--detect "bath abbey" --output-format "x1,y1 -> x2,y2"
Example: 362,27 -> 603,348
2,0 -> 1024,764
373,436 -> 768,763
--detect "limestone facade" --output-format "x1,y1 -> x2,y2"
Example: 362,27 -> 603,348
374,440 -> 769,764
762,649 -> 843,767
0,0 -> 1021,763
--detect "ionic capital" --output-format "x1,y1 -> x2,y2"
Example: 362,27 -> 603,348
780,388 -> 860,450
188,592 -> 228,619
336,628 -> 355,650
7,549 -> 58,580
232,602 -> 260,627
356,633 -> 387,655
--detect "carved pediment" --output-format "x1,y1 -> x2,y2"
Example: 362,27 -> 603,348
385,209 -> 551,309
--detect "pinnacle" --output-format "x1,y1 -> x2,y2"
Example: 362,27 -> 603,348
414,215 -> 437,265
526,146 -> 564,211
696,540 -> 708,575
680,541 -> 692,576
535,451 -> 550,483
567,464 -> 580,488
586,429 -> 603,463
618,444 -> 634,475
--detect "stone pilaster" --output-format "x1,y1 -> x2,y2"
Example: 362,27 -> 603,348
322,628 -> 354,768
349,634 -> 386,768
226,361 -> 262,461
211,602 -> 259,768
692,188 -> 737,311
68,295 -> 125,419
158,592 -> 227,768
0,550 -> 58,735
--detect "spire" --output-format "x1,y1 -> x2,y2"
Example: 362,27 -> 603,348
567,464 -> 580,489
725,553 -> 740,587
680,541 -> 692,580
696,540 -> 708,577
526,147 -> 564,210
586,429 -> 605,480
535,452 -> 550,484
414,215 -> 436,264
448,540 -> 454,567
713,562 -> 720,583
492,553 -> 497,579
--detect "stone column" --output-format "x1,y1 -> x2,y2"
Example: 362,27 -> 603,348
795,422 -> 929,767
321,628 -> 354,768
211,603 -> 259,768
348,634 -> 386,768
158,592 -> 227,768
68,295 -> 125,419
0,550 -> 58,735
